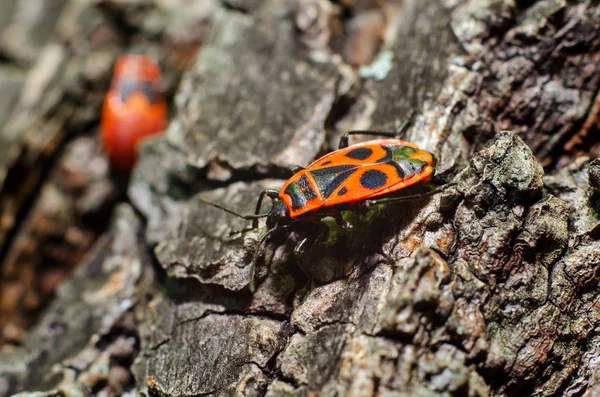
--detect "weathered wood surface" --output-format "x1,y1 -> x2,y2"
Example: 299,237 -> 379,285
1,0 -> 600,396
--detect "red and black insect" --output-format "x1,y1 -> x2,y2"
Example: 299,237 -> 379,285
202,124 -> 446,292
101,54 -> 168,172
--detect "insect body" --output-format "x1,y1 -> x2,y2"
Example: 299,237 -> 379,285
278,139 -> 435,222
101,54 -> 168,172
202,127 -> 441,292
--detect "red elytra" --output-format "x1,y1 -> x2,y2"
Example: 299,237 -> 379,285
101,55 -> 168,172
202,127 -> 442,292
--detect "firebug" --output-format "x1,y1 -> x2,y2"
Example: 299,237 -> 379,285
101,54 -> 168,172
202,118 -> 450,292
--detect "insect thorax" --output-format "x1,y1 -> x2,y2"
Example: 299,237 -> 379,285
282,173 -> 319,211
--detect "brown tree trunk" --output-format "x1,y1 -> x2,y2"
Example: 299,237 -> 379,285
1,0 -> 600,396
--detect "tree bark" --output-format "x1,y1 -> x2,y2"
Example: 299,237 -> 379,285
1,0 -> 600,396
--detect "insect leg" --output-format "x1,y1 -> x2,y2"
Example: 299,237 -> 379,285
252,189 -> 280,229
293,235 -> 316,291
338,130 -> 397,149
248,226 -> 282,293
334,212 -> 353,231
338,111 -> 415,149
365,183 -> 457,207
434,101 -> 463,161
379,250 -> 394,266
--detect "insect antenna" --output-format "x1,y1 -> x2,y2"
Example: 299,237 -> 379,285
199,197 -> 269,220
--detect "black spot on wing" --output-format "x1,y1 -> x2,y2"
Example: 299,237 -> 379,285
299,174 -> 310,189
346,147 -> 373,160
360,169 -> 388,190
321,160 -> 332,165
310,164 -> 358,199
323,172 -> 355,198
304,186 -> 318,201
298,174 -> 318,200
337,187 -> 348,196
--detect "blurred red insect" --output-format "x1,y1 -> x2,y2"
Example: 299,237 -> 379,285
101,54 -> 168,172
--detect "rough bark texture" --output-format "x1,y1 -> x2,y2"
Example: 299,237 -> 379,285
1,0 -> 600,396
